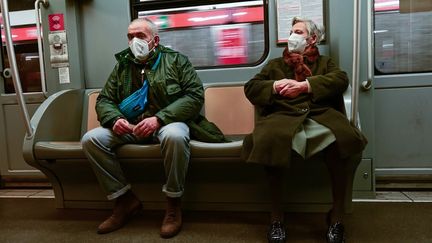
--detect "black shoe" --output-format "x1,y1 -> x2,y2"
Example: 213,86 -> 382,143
267,221 -> 286,243
326,222 -> 345,243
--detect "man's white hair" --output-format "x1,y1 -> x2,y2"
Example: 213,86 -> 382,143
130,17 -> 159,36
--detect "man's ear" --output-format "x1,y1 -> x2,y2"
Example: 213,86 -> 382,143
154,35 -> 160,47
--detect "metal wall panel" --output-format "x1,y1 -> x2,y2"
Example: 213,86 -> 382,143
375,87 -> 432,173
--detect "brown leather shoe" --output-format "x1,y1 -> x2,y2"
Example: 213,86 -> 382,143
97,190 -> 142,234
160,197 -> 182,238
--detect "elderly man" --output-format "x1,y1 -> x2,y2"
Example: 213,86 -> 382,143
81,18 -> 226,238
242,17 -> 367,243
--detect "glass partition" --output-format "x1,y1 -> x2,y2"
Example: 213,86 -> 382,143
1,6 -> 41,93
374,0 -> 432,74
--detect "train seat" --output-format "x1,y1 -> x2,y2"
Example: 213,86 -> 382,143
23,83 -> 361,212
31,86 -> 250,162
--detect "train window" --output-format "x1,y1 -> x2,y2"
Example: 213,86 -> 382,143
8,0 -> 35,11
374,0 -> 432,74
2,43 -> 41,94
130,0 -> 266,68
1,5 -> 41,94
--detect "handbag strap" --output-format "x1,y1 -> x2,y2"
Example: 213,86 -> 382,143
138,52 -> 162,93
151,52 -> 162,71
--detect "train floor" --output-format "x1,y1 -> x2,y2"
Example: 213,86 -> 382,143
0,189 -> 431,243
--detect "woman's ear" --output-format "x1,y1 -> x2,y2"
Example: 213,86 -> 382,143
308,34 -> 318,45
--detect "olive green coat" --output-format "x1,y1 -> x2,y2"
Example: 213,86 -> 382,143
96,45 -> 226,143
241,56 -> 367,167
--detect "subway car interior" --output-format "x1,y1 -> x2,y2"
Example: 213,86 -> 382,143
1,0 -> 432,242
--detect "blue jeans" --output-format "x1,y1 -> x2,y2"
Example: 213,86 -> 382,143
81,122 -> 190,200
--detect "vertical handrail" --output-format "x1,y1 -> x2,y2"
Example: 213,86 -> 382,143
362,0 -> 373,90
351,0 -> 361,128
35,0 -> 49,96
0,0 -> 33,137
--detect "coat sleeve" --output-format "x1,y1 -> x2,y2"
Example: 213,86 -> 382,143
95,63 -> 125,128
307,57 -> 349,103
155,55 -> 204,125
244,60 -> 278,106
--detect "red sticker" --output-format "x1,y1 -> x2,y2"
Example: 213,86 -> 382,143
48,14 -> 65,31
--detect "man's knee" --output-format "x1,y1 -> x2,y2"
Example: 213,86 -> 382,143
81,129 -> 97,149
159,123 -> 189,144
164,132 -> 188,144
81,127 -> 110,150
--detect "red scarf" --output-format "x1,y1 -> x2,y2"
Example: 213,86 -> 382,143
282,45 -> 320,81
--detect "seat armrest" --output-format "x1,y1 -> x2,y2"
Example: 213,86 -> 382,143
23,89 -> 85,165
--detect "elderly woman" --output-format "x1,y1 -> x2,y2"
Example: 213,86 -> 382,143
242,17 -> 367,243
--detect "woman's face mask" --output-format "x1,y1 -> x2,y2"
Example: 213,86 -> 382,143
129,37 -> 154,61
288,33 -> 307,54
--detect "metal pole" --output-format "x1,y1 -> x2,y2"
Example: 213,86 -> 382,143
362,0 -> 373,90
351,0 -> 361,128
0,0 -> 33,137
35,0 -> 49,96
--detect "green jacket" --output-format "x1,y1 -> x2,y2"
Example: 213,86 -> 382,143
96,45 -> 226,143
241,56 -> 367,167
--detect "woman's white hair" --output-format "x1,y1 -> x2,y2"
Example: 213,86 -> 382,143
292,16 -> 325,44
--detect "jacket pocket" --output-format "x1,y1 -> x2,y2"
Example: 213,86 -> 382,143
167,83 -> 182,95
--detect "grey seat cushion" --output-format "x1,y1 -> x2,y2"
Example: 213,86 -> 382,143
34,137 -> 244,161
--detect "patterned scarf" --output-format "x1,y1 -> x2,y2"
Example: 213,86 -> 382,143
282,45 -> 320,81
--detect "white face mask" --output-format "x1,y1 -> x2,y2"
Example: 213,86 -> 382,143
129,37 -> 154,61
288,33 -> 307,53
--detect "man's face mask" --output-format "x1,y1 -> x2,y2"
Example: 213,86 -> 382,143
129,37 -> 154,61
288,33 -> 307,54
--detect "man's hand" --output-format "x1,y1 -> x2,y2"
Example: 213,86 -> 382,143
274,78 -> 309,98
133,116 -> 161,138
113,118 -> 134,136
